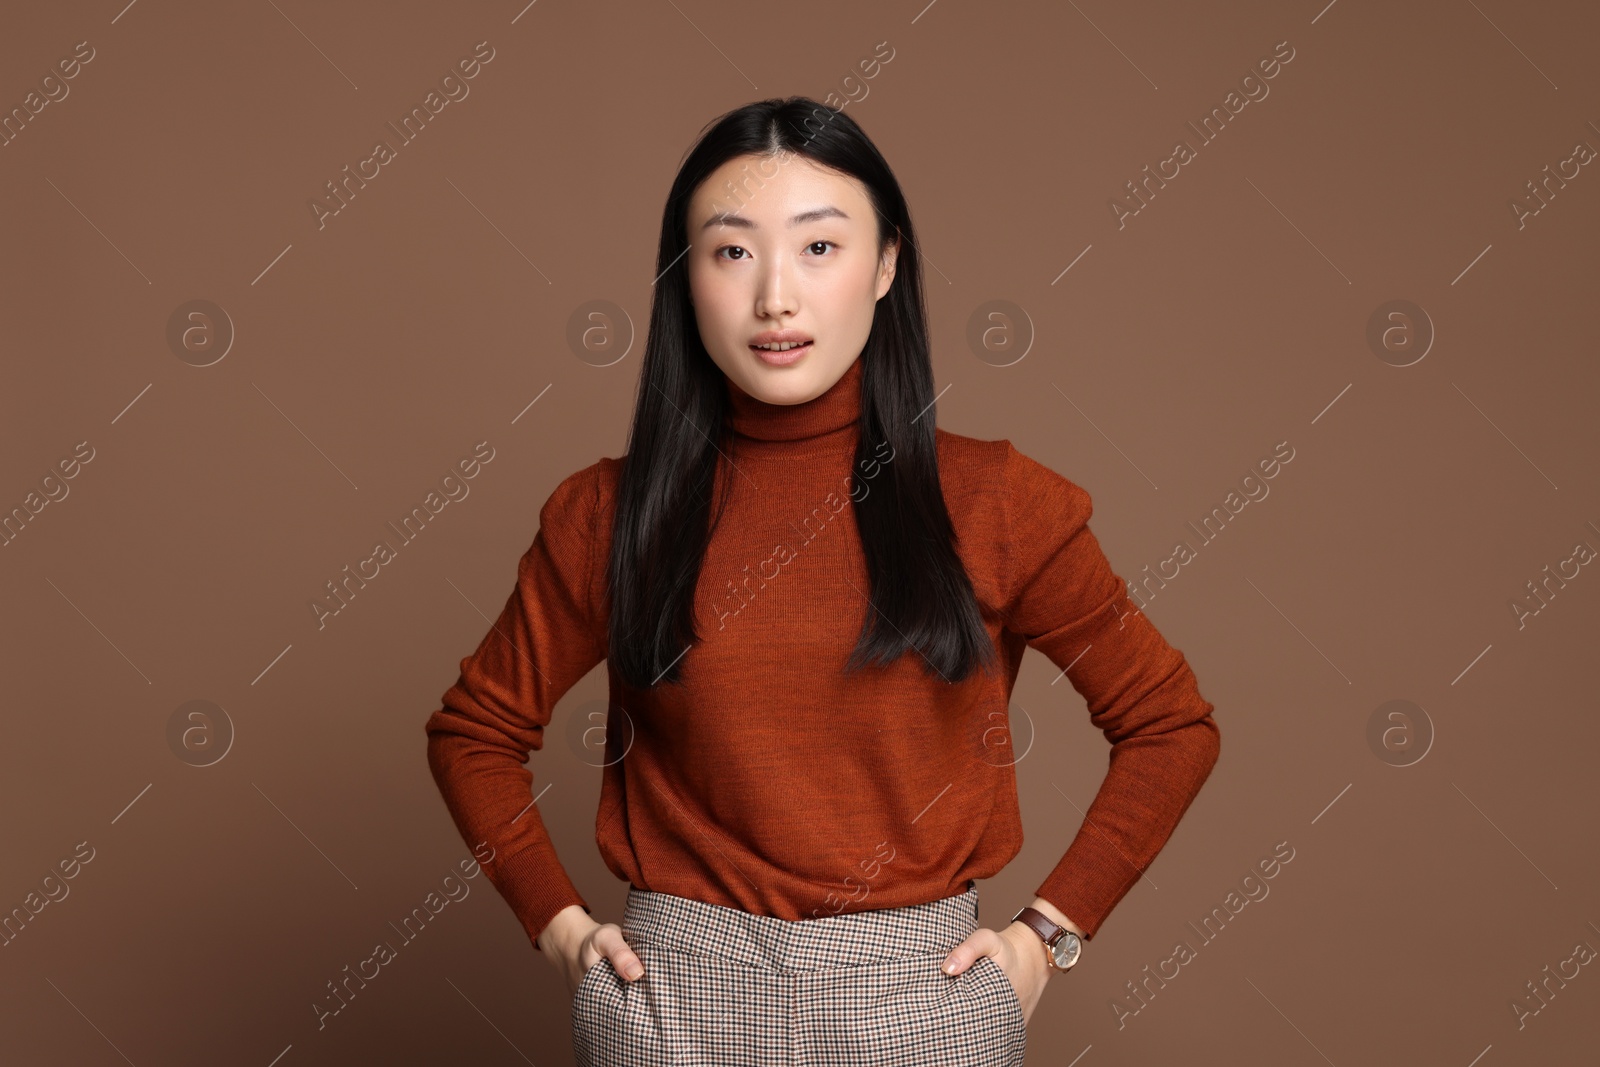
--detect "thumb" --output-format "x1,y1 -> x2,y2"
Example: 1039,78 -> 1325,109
940,936 -> 987,976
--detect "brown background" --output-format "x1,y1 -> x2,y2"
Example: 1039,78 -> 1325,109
3,0 -> 1597,1064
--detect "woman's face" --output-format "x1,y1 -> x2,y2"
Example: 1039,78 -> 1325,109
686,151 -> 898,407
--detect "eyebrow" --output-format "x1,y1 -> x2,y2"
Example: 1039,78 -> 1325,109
700,206 -> 849,231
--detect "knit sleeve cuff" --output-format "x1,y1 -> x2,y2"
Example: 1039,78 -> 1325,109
1033,833 -> 1144,941
480,841 -> 592,952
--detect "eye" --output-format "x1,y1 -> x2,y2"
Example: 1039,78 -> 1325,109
805,241 -> 836,256
715,245 -> 749,261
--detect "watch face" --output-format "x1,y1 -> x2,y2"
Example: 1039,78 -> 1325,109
1050,932 -> 1081,970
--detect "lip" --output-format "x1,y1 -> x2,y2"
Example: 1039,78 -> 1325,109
749,329 -> 814,366
750,329 -> 813,345
751,339 -> 812,366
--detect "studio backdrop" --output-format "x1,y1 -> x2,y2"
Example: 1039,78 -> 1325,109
2,1 -> 1596,1065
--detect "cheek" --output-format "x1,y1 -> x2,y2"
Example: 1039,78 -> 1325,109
688,274 -> 747,348
687,270 -> 727,319
809,258 -> 876,307
826,262 -> 881,328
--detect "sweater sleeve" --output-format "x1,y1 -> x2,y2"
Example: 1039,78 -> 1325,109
999,441 -> 1220,940
423,462 -> 608,952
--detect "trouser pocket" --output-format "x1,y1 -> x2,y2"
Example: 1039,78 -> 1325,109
794,951 -> 1026,1066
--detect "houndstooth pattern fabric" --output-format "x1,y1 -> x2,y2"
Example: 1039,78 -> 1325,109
570,881 -> 1026,1066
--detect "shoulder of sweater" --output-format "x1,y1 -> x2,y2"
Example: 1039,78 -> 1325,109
936,432 -> 1097,574
934,429 -> 1089,503
537,455 -> 622,540
934,426 -> 1009,486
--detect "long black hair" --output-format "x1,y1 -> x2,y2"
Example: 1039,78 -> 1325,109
606,96 -> 997,690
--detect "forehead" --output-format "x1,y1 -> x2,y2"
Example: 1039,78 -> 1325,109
690,153 -> 874,227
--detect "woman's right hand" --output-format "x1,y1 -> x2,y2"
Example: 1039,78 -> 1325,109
538,904 -> 647,995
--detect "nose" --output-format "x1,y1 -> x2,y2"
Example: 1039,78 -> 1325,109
753,256 -> 798,320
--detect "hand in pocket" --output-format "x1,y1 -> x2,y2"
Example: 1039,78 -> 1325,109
541,905 -> 647,996
560,919 -> 646,996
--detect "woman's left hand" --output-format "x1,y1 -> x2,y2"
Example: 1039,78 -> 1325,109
940,924 -> 1054,1026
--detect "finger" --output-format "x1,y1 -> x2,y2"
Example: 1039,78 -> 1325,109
940,933 -> 997,976
609,946 -> 645,981
591,925 -> 645,981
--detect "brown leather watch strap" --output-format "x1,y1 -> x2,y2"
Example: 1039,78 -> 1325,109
1012,906 -> 1063,946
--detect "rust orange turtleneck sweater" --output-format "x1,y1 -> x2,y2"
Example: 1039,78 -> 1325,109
424,357 -> 1220,949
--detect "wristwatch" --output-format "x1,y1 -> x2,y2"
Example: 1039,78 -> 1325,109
1010,907 -> 1082,973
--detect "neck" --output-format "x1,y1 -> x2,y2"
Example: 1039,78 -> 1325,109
723,358 -> 863,453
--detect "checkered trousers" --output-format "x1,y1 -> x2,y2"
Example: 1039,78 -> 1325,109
570,880 -> 1026,1066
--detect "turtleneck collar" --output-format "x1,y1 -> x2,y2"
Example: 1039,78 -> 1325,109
724,357 -> 863,450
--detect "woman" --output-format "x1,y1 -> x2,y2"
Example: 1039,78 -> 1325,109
424,96 -> 1220,1066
